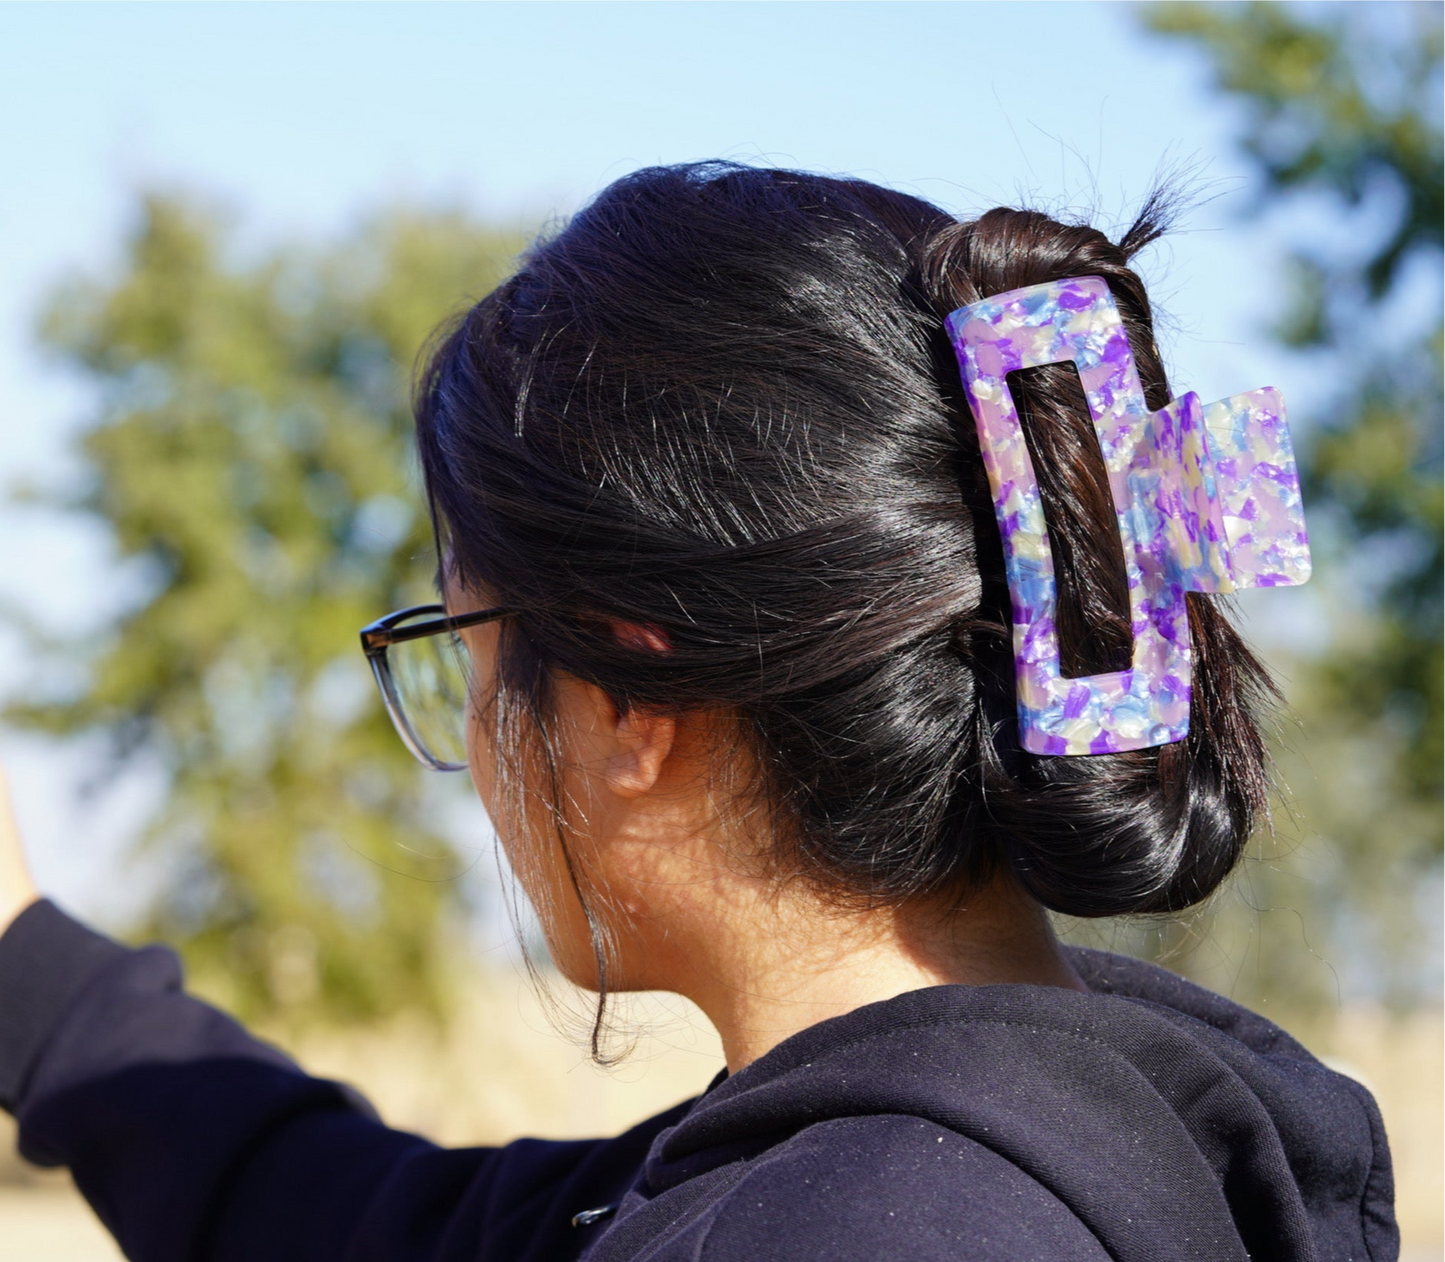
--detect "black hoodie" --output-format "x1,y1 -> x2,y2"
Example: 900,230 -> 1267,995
0,898 -> 1398,1262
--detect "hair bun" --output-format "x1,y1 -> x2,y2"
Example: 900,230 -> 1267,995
919,201 -> 1278,917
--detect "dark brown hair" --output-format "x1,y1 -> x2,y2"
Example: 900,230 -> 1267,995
414,162 -> 1276,1026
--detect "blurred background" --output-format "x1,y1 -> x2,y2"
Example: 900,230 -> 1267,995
0,2 -> 1439,1258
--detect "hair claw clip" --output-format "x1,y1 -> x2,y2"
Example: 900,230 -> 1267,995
944,275 -> 1310,756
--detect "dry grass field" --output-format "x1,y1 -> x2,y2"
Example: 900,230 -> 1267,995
1,970 -> 1439,1260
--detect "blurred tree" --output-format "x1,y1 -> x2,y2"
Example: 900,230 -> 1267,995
1129,2 -> 1442,1012
6,196 -> 526,1026
1150,0 -> 1445,821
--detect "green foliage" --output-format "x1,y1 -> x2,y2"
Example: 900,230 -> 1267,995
8,196 -> 527,1026
1132,2 -> 1443,1011
1144,2 -> 1445,815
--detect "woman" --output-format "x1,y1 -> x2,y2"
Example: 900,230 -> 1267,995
0,162 -> 1397,1261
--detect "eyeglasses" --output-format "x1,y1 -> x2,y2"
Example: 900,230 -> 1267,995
359,603 -> 519,771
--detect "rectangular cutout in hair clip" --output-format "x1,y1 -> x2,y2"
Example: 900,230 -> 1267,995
944,275 -> 1310,756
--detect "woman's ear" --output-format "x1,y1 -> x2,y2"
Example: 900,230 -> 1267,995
611,620 -> 672,654
605,703 -> 677,797
550,616 -> 676,796
601,617 -> 675,795
550,671 -> 677,798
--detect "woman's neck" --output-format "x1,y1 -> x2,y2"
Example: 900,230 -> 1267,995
663,870 -> 1091,1074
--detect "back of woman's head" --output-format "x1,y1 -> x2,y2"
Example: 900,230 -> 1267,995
415,160 -> 1275,928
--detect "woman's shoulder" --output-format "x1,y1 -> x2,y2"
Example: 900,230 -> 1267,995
593,969 -> 1395,1262
1062,944 -> 1313,1057
674,1113 -> 1111,1261
586,1111 -> 1112,1262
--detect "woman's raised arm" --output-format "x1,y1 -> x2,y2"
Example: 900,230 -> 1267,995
0,767 -> 681,1262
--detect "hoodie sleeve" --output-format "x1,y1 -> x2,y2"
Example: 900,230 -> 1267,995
0,898 -> 685,1262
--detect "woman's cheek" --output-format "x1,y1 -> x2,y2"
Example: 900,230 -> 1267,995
470,735 -> 604,986
455,622 -> 611,991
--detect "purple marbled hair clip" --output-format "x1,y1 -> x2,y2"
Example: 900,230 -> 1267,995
945,275 -> 1310,756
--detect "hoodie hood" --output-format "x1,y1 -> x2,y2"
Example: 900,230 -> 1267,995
591,947 -> 1396,1262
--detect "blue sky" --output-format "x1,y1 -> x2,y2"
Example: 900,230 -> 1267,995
0,1 -> 1353,923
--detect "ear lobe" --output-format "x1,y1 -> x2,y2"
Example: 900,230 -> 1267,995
605,705 -> 677,797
